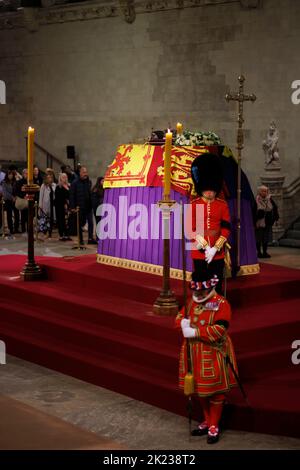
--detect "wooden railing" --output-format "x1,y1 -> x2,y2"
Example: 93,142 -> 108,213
33,141 -> 66,170
25,137 -> 67,172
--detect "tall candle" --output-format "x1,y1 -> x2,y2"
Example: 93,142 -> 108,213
27,127 -> 35,184
176,122 -> 183,135
164,130 -> 172,197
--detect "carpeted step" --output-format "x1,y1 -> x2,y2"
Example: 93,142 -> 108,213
0,301 -> 179,379
279,238 -> 300,248
1,255 -> 300,438
1,323 -> 299,438
0,278 -> 298,359
1,255 -> 299,309
230,298 -> 300,352
42,257 -> 300,308
0,298 -> 296,383
0,321 -> 185,415
0,279 -> 175,345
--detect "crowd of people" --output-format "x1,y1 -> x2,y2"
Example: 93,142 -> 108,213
0,163 -> 105,245
0,161 -> 279,254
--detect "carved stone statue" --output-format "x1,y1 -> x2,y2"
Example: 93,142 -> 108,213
262,121 -> 280,168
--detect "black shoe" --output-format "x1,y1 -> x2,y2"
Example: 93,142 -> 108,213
262,252 -> 271,258
207,426 -> 220,444
191,427 -> 208,436
88,239 -> 98,245
257,251 -> 263,258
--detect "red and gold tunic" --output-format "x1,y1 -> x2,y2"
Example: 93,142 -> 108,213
175,293 -> 238,397
188,197 -> 231,260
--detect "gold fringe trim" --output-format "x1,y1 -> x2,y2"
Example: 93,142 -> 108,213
96,254 -> 260,279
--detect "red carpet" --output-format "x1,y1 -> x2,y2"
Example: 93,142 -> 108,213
0,255 -> 299,438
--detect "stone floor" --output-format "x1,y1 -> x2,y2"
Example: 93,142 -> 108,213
0,356 -> 299,450
0,234 -> 299,449
0,230 -> 97,258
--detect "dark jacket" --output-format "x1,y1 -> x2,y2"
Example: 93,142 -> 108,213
91,189 -> 104,215
69,177 -> 92,213
55,186 -> 70,212
13,177 -> 27,199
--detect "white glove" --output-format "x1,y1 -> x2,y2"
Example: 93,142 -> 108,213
205,246 -> 217,264
182,327 -> 196,338
181,319 -> 190,330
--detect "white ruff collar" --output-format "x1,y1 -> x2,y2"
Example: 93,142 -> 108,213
192,289 -> 215,304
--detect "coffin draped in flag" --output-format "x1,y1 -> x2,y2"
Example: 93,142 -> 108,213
97,143 -> 259,278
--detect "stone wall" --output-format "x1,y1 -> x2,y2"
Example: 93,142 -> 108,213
0,0 -> 300,192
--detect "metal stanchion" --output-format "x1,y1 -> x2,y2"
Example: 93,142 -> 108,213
34,201 -> 39,242
72,206 -> 86,251
1,200 -> 6,239
20,186 -> 43,281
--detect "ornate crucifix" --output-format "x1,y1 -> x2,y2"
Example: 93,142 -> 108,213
225,75 -> 256,270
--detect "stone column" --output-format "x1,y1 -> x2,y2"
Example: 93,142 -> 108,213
260,121 -> 285,242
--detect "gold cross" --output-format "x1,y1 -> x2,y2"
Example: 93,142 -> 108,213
225,75 -> 256,270
225,75 -> 256,151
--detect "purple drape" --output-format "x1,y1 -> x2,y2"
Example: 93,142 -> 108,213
97,187 -> 257,272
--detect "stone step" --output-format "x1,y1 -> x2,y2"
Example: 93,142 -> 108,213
287,230 -> 300,240
279,238 -> 300,248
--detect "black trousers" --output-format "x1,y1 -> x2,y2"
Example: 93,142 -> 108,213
79,209 -> 94,243
21,208 -> 28,232
56,207 -> 69,238
193,258 -> 225,295
4,200 -> 19,234
255,226 -> 271,253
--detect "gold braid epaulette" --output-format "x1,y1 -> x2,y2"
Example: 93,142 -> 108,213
214,235 -> 227,251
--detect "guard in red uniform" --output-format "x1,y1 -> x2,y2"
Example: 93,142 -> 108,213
189,153 -> 231,293
175,273 -> 238,444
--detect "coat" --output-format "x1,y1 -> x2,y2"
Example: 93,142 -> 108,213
69,177 -> 92,214
175,293 -> 238,397
188,197 -> 231,260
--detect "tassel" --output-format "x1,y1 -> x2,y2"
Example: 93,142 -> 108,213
224,242 -> 232,278
184,372 -> 194,396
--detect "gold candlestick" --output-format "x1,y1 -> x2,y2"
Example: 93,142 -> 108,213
20,187 -> 43,281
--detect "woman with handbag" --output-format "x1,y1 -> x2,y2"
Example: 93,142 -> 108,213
13,168 -> 28,233
39,174 -> 56,239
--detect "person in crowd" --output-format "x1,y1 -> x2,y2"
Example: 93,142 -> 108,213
69,166 -> 97,245
8,164 -> 22,181
45,168 -> 57,184
39,173 -> 56,239
2,171 -> 18,235
91,176 -> 105,238
13,168 -> 28,233
75,163 -> 82,178
255,185 -> 279,258
55,172 -> 71,241
33,166 -> 43,186
61,165 -> 77,184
